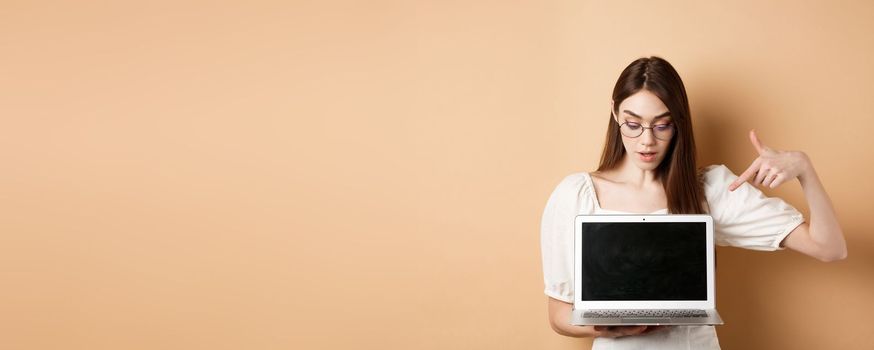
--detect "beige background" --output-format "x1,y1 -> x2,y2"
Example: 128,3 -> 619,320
1,1 -> 872,349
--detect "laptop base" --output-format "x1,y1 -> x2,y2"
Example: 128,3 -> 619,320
571,309 -> 724,326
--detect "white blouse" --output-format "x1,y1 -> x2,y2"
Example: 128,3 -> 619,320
540,164 -> 805,350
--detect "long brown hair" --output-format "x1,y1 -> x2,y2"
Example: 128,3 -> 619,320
597,56 -> 705,214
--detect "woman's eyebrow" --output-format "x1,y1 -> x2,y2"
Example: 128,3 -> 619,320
623,110 -> 672,119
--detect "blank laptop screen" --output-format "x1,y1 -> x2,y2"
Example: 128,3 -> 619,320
579,222 -> 707,301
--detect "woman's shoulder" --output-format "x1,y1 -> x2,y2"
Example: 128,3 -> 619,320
548,171 -> 599,201
545,171 -> 597,214
699,164 -> 738,187
698,164 -> 745,203
553,171 -> 594,193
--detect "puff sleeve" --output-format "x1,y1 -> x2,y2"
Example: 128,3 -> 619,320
540,173 -> 595,302
703,164 -> 805,251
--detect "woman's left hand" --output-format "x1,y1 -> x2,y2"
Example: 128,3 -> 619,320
728,130 -> 812,191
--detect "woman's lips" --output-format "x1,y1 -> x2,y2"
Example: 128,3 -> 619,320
638,152 -> 657,162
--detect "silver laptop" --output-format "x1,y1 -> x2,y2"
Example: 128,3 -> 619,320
571,214 -> 724,326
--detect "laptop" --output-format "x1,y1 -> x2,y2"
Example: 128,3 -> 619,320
570,214 -> 724,326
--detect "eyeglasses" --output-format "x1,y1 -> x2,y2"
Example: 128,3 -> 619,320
617,121 -> 676,140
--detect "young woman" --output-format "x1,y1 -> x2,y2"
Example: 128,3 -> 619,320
540,56 -> 847,349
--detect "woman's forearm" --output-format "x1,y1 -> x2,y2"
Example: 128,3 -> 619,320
548,298 -> 600,337
798,153 -> 848,260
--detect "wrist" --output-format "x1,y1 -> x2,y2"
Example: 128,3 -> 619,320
796,151 -> 816,184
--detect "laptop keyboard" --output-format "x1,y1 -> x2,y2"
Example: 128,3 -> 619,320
584,309 -> 708,318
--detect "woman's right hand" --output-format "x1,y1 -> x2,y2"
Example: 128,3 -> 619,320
594,325 -> 669,338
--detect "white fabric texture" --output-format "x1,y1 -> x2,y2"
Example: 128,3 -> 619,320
540,164 -> 805,350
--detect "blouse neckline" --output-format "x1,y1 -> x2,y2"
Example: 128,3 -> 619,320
582,172 -> 669,214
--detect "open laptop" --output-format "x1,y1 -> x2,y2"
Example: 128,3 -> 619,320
570,214 -> 724,326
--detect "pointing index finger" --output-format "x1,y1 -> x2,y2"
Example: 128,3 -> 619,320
729,159 -> 760,191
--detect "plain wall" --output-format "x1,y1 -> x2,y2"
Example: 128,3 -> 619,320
1,1 -> 872,349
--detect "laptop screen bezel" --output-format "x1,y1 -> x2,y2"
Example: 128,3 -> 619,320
573,214 -> 716,310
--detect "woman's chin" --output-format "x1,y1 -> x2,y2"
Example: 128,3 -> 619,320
632,158 -> 662,170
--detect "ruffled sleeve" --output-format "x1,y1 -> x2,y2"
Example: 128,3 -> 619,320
702,164 -> 805,251
540,173 -> 596,302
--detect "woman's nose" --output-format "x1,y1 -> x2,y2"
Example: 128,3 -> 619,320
639,128 -> 657,145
